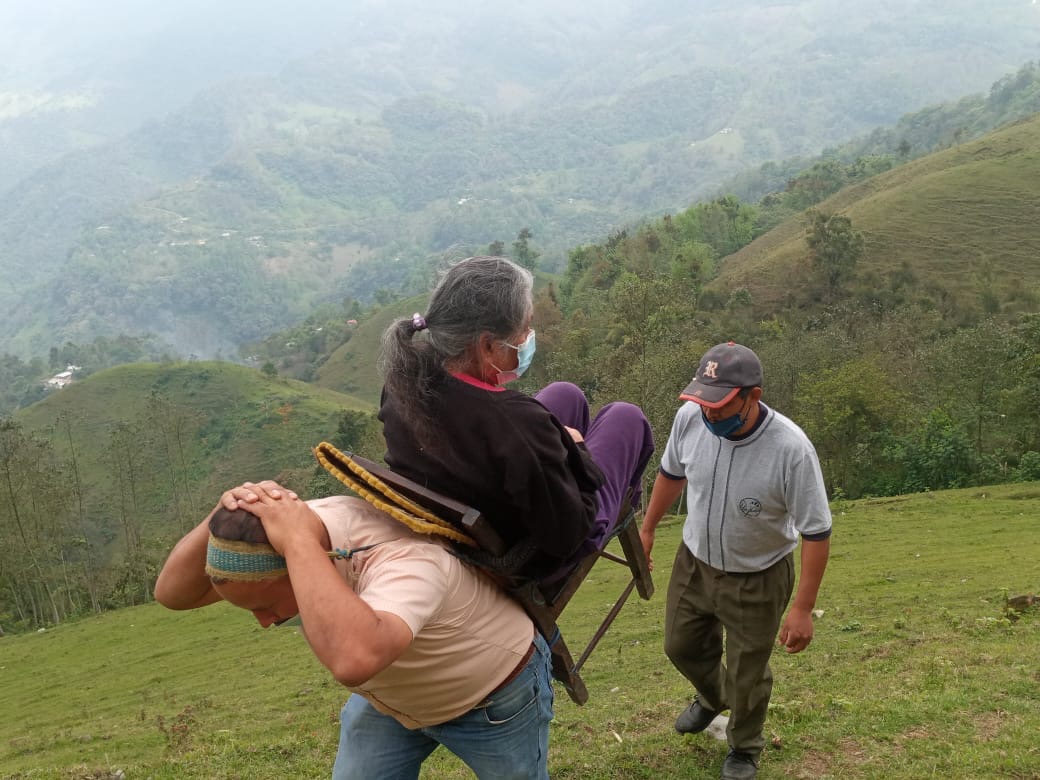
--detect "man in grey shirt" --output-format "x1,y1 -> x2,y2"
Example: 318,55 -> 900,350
639,342 -> 831,780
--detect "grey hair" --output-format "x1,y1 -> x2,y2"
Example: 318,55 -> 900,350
379,256 -> 534,449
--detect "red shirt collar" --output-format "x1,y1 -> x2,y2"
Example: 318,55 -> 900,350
450,372 -> 506,392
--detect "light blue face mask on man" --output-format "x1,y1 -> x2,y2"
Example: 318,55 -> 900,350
492,330 -> 536,385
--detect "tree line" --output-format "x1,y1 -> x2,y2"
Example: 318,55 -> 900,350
0,401 -> 180,631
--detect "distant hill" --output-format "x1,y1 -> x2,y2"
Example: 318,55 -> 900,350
2,360 -> 372,626
16,360 -> 372,506
313,293 -> 429,405
708,113 -> 1040,316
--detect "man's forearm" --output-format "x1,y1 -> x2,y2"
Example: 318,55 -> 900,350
791,537 -> 830,612
282,539 -> 412,687
154,509 -> 222,610
642,472 -> 686,532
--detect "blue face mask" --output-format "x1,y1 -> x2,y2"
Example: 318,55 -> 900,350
492,330 -> 536,385
701,403 -> 746,438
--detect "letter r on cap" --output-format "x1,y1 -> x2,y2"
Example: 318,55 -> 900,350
703,360 -> 719,379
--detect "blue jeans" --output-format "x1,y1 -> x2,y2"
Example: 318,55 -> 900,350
332,634 -> 554,779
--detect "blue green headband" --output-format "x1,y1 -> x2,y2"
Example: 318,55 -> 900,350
206,536 -> 288,581
205,535 -> 380,582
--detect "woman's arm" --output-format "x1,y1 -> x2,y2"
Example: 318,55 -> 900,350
506,413 -> 605,559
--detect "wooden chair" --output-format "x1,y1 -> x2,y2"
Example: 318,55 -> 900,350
313,441 -> 655,705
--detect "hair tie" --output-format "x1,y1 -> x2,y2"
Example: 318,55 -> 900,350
411,313 -> 428,332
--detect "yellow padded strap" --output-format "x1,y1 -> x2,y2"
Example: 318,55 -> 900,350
313,441 -> 477,547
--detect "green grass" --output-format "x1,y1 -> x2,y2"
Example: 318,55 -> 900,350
2,483 -> 1038,779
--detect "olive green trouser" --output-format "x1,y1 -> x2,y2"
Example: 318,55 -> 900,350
664,545 -> 795,759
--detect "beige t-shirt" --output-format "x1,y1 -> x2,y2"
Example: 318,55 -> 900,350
309,495 -> 534,729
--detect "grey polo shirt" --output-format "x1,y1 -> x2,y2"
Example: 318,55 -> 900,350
660,402 -> 832,573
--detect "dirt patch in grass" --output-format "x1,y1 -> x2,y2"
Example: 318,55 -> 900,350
792,750 -> 835,779
620,707 -> 675,735
859,642 -> 895,660
894,726 -> 935,746
791,737 -> 868,778
890,728 -> 940,757
64,767 -> 124,780
837,737 -> 869,763
974,710 -> 1009,742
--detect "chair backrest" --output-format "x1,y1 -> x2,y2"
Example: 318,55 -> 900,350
346,452 -> 504,552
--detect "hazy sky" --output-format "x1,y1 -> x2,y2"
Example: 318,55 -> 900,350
0,0 -> 602,87
0,1 -> 340,87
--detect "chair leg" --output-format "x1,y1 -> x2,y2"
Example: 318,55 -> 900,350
518,589 -> 590,705
573,578 -> 637,675
503,494 -> 649,707
547,633 -> 589,705
617,520 -> 655,600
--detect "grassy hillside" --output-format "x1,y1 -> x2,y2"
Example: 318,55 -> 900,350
709,114 -> 1040,316
313,293 -> 430,405
2,482 -> 1038,778
17,361 -> 372,503
1,362 -> 374,628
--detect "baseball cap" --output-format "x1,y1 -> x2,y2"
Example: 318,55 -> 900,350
679,341 -> 763,408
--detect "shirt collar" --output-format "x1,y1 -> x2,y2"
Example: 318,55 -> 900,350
450,371 -> 506,392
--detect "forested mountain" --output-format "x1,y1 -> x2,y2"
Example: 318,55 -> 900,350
2,1 -> 1039,359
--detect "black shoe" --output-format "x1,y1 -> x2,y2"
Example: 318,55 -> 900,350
674,700 -> 719,734
720,749 -> 758,780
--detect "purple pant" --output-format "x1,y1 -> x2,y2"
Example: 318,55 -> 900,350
534,382 -> 655,558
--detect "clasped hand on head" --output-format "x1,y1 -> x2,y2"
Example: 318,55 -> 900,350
218,481 -> 325,555
219,480 -> 298,511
